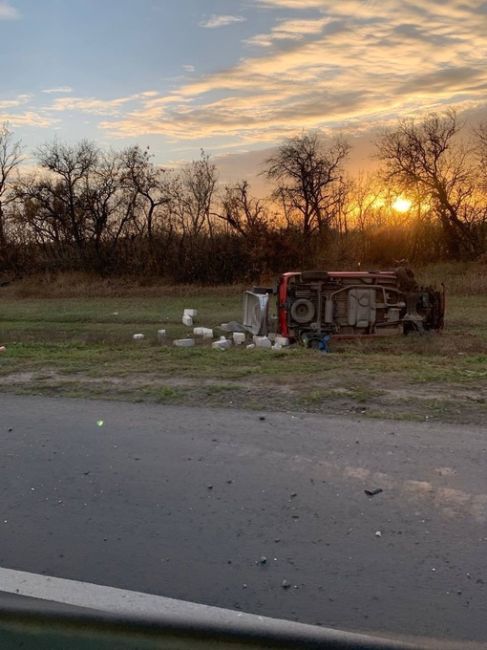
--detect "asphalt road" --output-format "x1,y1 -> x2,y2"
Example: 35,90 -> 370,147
0,394 -> 486,645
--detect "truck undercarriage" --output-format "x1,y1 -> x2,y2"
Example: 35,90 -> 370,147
243,268 -> 445,347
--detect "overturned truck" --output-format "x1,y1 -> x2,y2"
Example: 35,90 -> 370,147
243,269 -> 445,347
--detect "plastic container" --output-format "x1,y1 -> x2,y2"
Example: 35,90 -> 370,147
133,333 -> 145,341
212,339 -> 231,351
275,335 -> 290,347
233,332 -> 246,346
254,336 -> 272,349
173,338 -> 195,348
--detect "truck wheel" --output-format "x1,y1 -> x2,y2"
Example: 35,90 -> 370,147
290,299 -> 315,324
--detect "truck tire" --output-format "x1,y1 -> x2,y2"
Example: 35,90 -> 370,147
290,298 -> 315,324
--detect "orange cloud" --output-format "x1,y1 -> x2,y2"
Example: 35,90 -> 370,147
38,0 -> 487,148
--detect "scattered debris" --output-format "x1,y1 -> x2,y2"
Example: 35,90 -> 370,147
259,416 -> 266,421
281,579 -> 291,589
182,309 -> 197,327
257,556 -> 267,565
207,485 -> 213,490
275,335 -> 290,347
232,332 -> 246,346
254,336 -> 272,349
212,338 -> 231,351
133,333 -> 145,341
157,329 -> 167,342
194,327 -> 213,339
0,346 -> 6,353
173,338 -> 195,348
365,488 -> 383,497
290,492 -> 297,498
375,531 -> 382,537
246,343 -> 256,350
96,420 -> 104,428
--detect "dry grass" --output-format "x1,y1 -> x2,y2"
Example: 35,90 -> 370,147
0,263 -> 486,423
2,261 -> 485,300
2,271 -> 245,299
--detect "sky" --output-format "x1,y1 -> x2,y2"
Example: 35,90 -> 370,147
1,0 -> 487,183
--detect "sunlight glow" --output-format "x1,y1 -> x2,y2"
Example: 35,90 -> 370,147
392,197 -> 412,212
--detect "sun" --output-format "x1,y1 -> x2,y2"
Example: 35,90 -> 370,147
392,196 -> 412,212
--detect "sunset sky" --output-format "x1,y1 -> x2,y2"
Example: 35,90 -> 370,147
1,0 -> 487,180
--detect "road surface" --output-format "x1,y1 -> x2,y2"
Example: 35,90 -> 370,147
0,394 -> 486,645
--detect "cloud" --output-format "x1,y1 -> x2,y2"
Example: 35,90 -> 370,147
0,1 -> 20,20
0,111 -> 55,128
42,86 -> 74,94
245,17 -> 330,47
47,91 -> 159,116
199,14 -> 246,28
182,65 -> 195,73
38,0 -> 483,152
0,94 -> 31,110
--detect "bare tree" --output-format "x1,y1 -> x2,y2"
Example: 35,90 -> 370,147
477,122 -> 487,191
377,110 -> 481,258
0,123 -> 23,251
265,132 -> 350,242
121,145 -> 170,242
173,150 -> 217,238
217,180 -> 268,236
35,140 -> 99,256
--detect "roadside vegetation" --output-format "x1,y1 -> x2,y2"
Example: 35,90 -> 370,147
1,110 -> 487,286
0,264 -> 486,424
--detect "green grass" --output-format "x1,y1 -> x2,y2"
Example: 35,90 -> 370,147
1,280 -> 486,423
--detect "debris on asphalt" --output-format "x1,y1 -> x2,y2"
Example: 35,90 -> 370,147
365,488 -> 383,497
375,530 -> 382,537
257,556 -> 267,565
259,416 -> 266,421
281,579 -> 291,589
97,420 -> 104,427
207,484 -> 213,490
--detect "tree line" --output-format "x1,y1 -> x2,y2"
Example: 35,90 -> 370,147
1,109 -> 486,283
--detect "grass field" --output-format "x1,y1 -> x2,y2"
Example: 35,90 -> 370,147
0,266 -> 486,423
